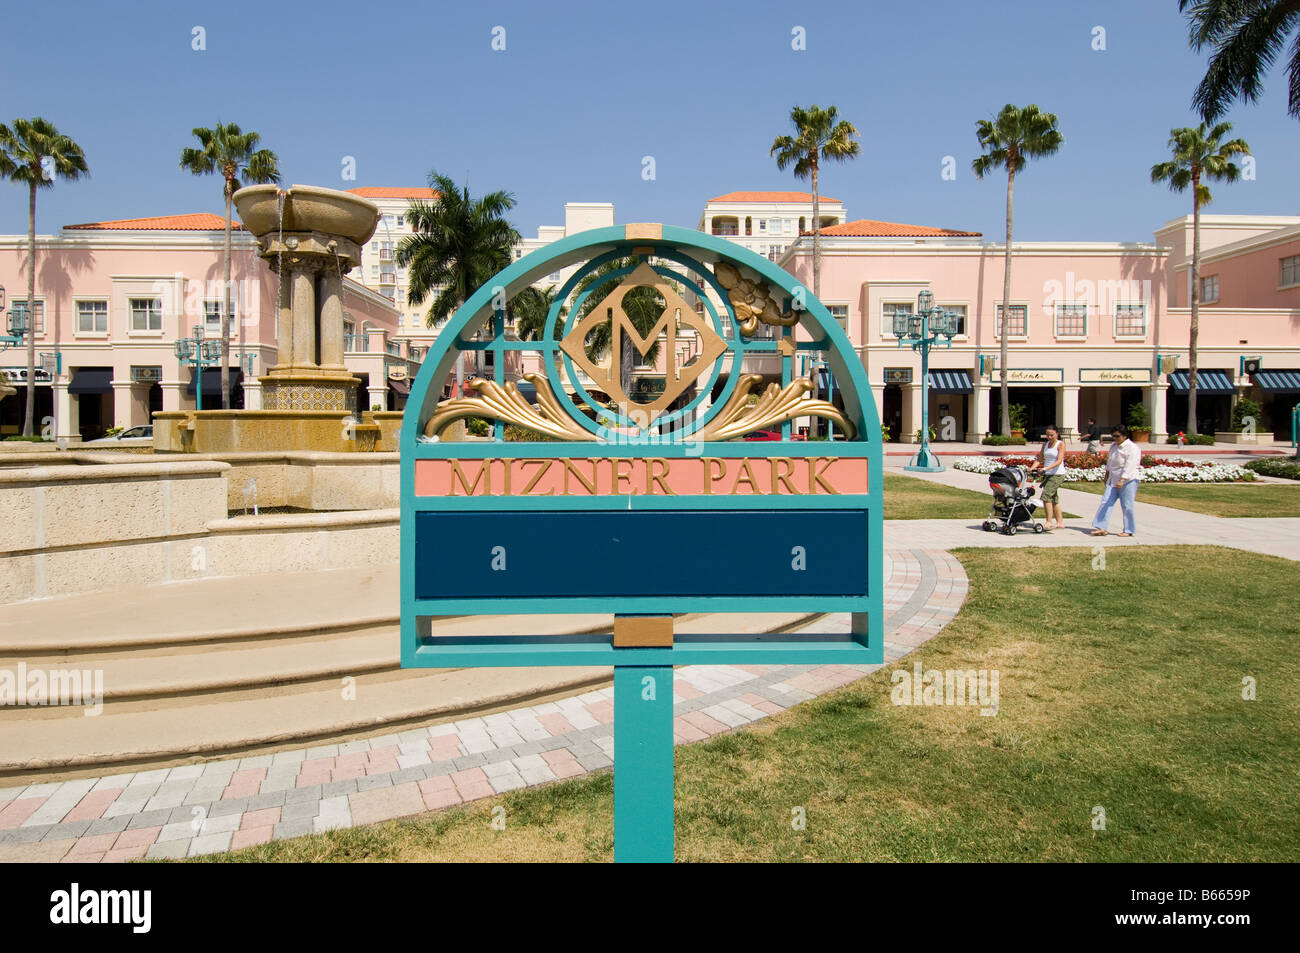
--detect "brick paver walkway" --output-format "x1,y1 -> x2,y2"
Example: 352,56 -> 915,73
0,548 -> 966,862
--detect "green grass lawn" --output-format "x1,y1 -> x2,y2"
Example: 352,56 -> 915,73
190,546 -> 1299,863
1067,480 -> 1300,517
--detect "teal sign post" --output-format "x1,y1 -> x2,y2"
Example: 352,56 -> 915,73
401,224 -> 884,861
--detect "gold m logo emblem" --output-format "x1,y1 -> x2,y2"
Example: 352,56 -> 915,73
560,262 -> 726,424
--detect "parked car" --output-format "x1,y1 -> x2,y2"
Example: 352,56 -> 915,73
82,425 -> 153,446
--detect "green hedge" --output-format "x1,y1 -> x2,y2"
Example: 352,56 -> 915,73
1165,433 -> 1216,445
1244,457 -> 1300,480
1,435 -> 51,442
981,435 -> 1027,446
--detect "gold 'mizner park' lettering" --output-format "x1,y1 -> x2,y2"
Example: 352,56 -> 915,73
808,457 -> 838,494
423,456 -> 866,497
449,459 -> 490,496
520,458 -> 555,495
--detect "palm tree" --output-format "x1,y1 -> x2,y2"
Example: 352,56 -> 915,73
1151,122 -> 1250,435
179,123 -> 280,410
972,104 -> 1064,436
1180,0 -> 1300,121
399,172 -> 520,391
510,285 -> 565,342
0,119 -> 89,436
770,105 -> 860,300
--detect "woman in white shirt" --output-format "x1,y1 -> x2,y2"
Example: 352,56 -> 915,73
1089,425 -> 1141,537
1031,425 -> 1067,531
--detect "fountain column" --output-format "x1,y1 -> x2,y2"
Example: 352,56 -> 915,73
319,270 -> 346,370
291,265 -> 318,368
276,264 -> 293,369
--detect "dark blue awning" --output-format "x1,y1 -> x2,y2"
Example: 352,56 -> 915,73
1252,370 -> 1300,393
927,369 -> 973,394
187,368 -> 243,395
1167,369 -> 1234,394
68,368 -> 113,394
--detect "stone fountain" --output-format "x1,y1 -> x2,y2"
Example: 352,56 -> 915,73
154,184 -> 394,453
236,184 -> 378,412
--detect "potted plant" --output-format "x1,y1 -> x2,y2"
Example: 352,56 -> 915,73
1008,403 -> 1028,439
1125,402 -> 1152,443
912,424 -> 938,443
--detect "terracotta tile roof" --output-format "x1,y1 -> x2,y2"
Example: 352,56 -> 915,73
818,218 -> 982,238
65,213 -> 241,231
706,190 -> 841,204
346,187 -> 437,199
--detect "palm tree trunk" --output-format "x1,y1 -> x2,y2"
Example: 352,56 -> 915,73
23,180 -> 37,437
811,158 -> 821,300
999,165 -> 1015,436
1187,176 -> 1200,436
222,188 -> 233,410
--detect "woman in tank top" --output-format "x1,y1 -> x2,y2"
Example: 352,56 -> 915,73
1032,425 -> 1067,531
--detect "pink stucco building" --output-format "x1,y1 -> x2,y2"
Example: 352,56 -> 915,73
0,213 -> 406,440
780,213 -> 1300,441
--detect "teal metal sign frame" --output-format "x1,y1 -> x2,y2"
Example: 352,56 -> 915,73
400,224 -> 884,861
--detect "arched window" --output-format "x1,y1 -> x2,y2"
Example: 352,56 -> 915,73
744,216 -> 752,236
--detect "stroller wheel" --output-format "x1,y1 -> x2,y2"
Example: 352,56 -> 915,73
982,521 -> 994,532
1001,523 -> 1016,536
1033,522 -> 1045,534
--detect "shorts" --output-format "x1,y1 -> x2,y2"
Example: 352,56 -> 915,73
1040,472 -> 1066,503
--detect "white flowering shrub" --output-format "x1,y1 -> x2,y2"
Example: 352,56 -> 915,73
950,457 -> 1254,483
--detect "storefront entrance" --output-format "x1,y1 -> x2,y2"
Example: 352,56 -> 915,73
990,386 -> 1056,439
882,383 -> 902,442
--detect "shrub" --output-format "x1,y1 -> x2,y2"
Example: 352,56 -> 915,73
1008,404 -> 1028,431
1245,457 -> 1300,480
1125,402 -> 1151,430
503,424 -> 556,442
104,426 -> 124,438
1231,397 -> 1263,432
465,417 -> 490,437
1166,432 -> 1215,445
982,434 -> 1027,446
2,434 -> 51,442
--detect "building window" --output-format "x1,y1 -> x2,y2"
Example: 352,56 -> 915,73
371,265 -> 379,278
883,302 -> 913,335
995,304 -> 1027,337
77,300 -> 108,333
827,304 -> 849,330
1114,303 -> 1146,336
744,216 -> 752,236
1280,254 -> 1300,288
130,297 -> 162,332
942,304 -> 967,335
1200,275 -> 1219,303
1053,303 -> 1087,336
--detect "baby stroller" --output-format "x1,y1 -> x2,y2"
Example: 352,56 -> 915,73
982,465 -> 1045,535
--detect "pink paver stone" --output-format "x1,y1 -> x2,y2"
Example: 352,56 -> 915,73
681,711 -> 729,735
0,798 -> 45,830
541,749 -> 578,768
537,713 -> 575,735
331,764 -> 366,782
67,833 -> 120,857
240,807 -> 281,830
113,826 -> 162,850
102,846 -> 149,863
231,827 -> 273,851
549,761 -> 585,780
421,789 -> 463,811
63,788 -> 124,822
418,776 -> 455,795
673,682 -> 703,700
673,721 -> 708,743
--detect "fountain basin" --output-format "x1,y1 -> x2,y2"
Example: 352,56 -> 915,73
233,184 -> 381,247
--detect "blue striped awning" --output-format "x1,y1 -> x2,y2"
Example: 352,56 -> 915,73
927,369 -> 973,394
1167,369 -> 1234,394
1252,370 -> 1300,393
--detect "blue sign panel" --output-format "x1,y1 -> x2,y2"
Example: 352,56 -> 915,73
415,509 -> 869,600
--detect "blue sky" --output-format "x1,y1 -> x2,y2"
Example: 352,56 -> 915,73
2,0 -> 1297,243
